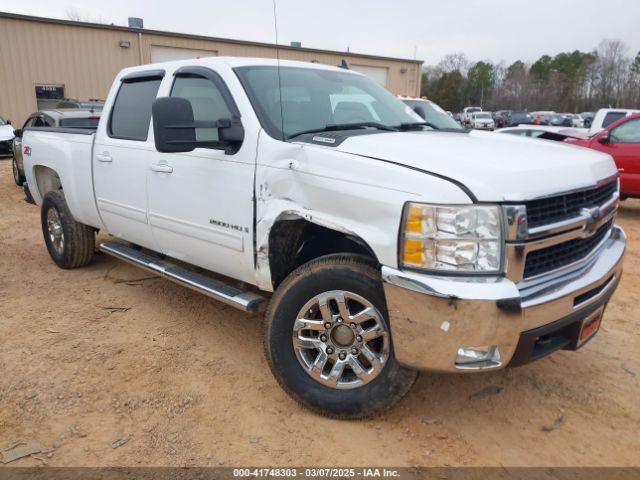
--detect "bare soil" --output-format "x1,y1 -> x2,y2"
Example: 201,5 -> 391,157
1,158 -> 639,467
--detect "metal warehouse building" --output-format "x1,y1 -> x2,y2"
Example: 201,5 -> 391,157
0,11 -> 423,126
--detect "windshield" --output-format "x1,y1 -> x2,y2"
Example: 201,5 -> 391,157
0,117 -> 5,126
467,108 -> 481,113
59,117 -> 100,128
474,113 -> 492,119
401,100 -> 462,129
512,113 -> 532,120
235,66 -> 424,140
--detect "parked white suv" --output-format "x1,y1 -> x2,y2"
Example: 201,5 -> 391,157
470,111 -> 495,130
22,57 -> 626,418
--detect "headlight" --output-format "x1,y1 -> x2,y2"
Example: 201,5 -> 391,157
400,203 -> 503,273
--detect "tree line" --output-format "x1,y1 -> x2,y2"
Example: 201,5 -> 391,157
421,40 -> 640,114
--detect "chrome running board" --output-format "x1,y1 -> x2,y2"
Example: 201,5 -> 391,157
99,242 -> 265,313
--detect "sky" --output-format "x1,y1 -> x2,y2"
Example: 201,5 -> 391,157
1,0 -> 639,66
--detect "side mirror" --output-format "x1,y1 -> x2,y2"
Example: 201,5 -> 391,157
153,97 -> 196,153
412,105 -> 426,120
6,120 -> 11,125
598,131 -> 610,144
13,128 -> 22,138
152,96 -> 244,153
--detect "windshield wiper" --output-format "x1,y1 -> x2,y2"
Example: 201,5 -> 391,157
286,122 -> 398,140
397,121 -> 441,131
397,122 -> 468,133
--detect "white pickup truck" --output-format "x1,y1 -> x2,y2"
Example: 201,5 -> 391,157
23,57 -> 626,419
461,106 -> 482,126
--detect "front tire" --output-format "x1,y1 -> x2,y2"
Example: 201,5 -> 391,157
12,157 -> 24,186
41,191 -> 95,269
263,254 -> 417,419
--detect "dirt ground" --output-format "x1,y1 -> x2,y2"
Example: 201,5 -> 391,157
1,158 -> 639,468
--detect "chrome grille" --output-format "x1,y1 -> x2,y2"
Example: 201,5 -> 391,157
525,181 -> 618,229
523,219 -> 613,279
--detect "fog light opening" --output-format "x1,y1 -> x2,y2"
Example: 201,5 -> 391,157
455,346 -> 502,370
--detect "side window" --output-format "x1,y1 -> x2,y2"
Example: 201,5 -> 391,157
109,78 -> 162,141
602,112 -> 626,128
611,118 -> 640,143
170,75 -> 233,142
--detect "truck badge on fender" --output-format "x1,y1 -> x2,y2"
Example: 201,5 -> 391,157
209,219 -> 249,233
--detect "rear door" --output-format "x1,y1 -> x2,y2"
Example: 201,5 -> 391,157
92,71 -> 164,249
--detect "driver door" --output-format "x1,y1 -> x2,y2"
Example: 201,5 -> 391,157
147,66 -> 257,283
607,118 -> 640,196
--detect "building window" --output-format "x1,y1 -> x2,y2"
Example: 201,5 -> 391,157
35,84 -> 64,110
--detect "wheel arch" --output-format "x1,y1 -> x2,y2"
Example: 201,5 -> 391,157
265,213 -> 380,290
33,165 -> 63,202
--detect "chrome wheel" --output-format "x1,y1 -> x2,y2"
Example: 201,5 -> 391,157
46,207 -> 64,254
292,290 -> 389,390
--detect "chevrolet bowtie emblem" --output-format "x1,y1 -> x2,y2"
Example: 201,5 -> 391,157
582,206 -> 602,232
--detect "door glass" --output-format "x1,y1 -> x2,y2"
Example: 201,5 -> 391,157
170,76 -> 233,142
611,118 -> 640,143
109,79 -> 162,141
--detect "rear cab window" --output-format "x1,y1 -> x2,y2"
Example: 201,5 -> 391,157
60,117 -> 100,129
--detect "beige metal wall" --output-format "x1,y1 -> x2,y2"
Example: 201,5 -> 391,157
0,15 -> 422,126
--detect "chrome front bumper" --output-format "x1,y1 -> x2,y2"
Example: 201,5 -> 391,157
382,225 -> 626,373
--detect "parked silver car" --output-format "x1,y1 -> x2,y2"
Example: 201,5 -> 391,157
12,109 -> 100,186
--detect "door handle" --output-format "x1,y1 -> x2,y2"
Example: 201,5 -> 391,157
150,163 -> 173,173
96,152 -> 112,163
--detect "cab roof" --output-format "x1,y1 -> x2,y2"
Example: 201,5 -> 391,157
118,56 -> 360,77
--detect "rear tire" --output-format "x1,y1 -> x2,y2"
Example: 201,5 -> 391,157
263,254 -> 417,419
12,157 -> 24,186
41,190 -> 95,269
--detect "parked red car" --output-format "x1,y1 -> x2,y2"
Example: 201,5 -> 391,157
566,113 -> 640,199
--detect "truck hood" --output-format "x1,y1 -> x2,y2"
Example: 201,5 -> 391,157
335,130 -> 617,201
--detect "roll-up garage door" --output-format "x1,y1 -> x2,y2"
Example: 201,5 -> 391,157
150,46 -> 218,63
350,65 -> 389,88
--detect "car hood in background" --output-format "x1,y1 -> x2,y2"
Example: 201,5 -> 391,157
0,124 -> 14,141
335,130 -> 617,202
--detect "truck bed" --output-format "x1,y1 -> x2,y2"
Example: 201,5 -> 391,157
22,127 -> 103,230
